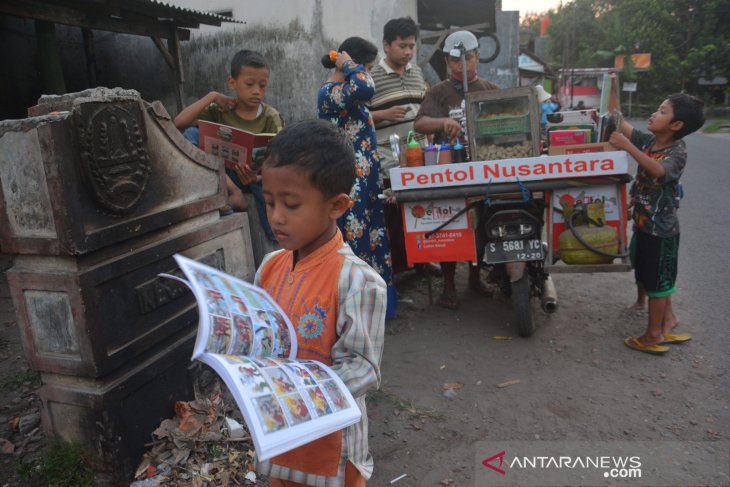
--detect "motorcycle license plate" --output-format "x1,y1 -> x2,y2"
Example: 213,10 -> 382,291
485,239 -> 544,264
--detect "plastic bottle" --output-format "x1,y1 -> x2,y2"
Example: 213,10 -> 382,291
437,143 -> 452,164
405,131 -> 424,167
424,144 -> 438,166
452,141 -> 467,163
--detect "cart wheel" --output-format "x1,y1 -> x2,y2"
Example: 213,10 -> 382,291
512,273 -> 535,337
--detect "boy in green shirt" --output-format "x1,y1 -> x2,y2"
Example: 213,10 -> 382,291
175,50 -> 283,236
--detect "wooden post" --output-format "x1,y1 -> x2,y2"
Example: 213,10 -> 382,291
168,27 -> 185,113
34,20 -> 66,95
82,28 -> 97,87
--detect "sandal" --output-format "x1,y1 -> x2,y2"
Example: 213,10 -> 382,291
437,289 -> 458,310
624,336 -> 669,355
661,332 -> 692,344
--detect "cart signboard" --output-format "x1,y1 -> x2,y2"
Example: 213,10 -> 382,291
402,198 -> 476,265
389,151 -> 629,191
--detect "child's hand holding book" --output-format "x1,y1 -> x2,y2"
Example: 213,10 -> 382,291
208,91 -> 237,112
232,162 -> 259,185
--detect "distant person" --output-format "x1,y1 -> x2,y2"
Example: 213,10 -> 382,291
537,85 -> 554,138
318,37 -> 397,319
255,119 -> 385,486
575,100 -> 586,110
609,93 -> 705,355
174,49 -> 283,238
369,17 -> 426,173
413,30 -> 499,310
552,96 -> 562,112
368,16 -> 437,275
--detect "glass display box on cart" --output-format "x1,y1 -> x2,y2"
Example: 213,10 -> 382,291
465,86 -> 541,161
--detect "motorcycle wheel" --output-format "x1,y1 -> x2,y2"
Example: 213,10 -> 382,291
511,273 -> 534,337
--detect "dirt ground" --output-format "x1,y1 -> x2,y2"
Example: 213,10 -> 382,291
0,294 -> 45,486
367,264 -> 730,486
0,260 -> 728,487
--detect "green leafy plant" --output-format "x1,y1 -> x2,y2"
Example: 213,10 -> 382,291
702,119 -> 730,133
367,387 -> 445,420
0,370 -> 41,391
18,439 -> 97,487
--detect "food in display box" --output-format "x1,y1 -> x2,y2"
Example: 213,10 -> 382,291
475,140 -> 533,160
466,87 -> 541,162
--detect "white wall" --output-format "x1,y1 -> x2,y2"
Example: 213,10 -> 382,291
170,0 -> 417,44
161,0 -> 417,121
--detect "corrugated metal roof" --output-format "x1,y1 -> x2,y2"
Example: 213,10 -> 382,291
139,0 -> 244,24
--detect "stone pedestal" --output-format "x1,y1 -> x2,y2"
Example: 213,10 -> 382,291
0,88 -> 256,483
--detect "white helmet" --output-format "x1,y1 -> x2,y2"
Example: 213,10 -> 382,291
535,85 -> 551,103
443,31 -> 479,56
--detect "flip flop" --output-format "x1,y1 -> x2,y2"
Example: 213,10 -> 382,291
437,290 -> 458,310
661,332 -> 692,344
624,336 -> 669,355
468,281 -> 494,298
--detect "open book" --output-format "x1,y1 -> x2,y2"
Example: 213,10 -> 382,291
198,120 -> 275,171
169,255 -> 361,461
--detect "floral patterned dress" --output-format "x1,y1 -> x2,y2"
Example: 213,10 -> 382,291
317,60 -> 396,318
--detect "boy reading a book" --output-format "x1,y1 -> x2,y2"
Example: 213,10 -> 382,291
174,49 -> 283,235
254,119 -> 386,486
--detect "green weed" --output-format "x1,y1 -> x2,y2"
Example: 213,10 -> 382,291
18,439 -> 97,487
703,118 -> 730,133
367,387 -> 445,420
0,370 -> 41,391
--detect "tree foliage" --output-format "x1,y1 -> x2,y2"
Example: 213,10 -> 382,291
538,0 -> 730,105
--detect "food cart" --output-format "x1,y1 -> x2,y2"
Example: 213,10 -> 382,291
390,87 -> 632,335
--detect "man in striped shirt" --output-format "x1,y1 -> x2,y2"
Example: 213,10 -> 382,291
369,17 -> 427,174
369,17 -> 429,275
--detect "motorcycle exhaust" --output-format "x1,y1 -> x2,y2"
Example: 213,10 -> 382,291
541,275 -> 558,313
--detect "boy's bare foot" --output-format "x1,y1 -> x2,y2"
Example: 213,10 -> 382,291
661,320 -> 680,335
627,301 -> 646,311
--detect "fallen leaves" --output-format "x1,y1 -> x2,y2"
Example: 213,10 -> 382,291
133,397 -> 257,486
442,382 -> 464,391
0,438 -> 14,454
496,379 -> 520,388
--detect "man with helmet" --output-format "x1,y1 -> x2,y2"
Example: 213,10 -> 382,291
413,30 -> 500,310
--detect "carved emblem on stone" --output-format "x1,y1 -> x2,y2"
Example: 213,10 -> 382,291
76,101 -> 151,215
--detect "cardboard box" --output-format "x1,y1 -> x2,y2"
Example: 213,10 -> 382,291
548,142 -> 616,155
549,129 -> 591,146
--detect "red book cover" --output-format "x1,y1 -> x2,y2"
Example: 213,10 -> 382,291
198,120 -> 275,171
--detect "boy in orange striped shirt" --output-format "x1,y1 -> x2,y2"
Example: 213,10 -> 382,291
255,119 -> 386,486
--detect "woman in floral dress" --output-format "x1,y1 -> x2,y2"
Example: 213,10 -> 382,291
317,37 -> 397,318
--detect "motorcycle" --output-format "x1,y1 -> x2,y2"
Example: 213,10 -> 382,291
476,189 -> 558,337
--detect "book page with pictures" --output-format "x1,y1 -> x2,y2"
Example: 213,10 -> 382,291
197,354 -> 361,460
173,254 -> 296,359
172,254 -> 361,460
